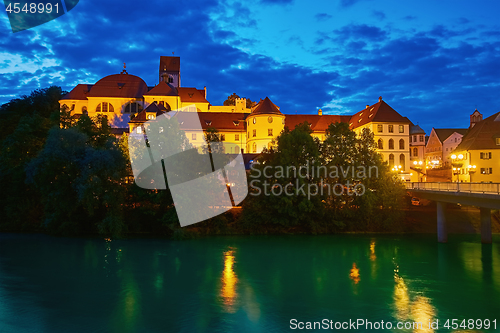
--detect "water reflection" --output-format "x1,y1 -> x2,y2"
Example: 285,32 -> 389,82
394,264 -> 436,332
370,239 -> 376,261
350,263 -> 360,284
221,248 -> 238,313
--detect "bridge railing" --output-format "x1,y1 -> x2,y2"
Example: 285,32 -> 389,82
405,182 -> 500,194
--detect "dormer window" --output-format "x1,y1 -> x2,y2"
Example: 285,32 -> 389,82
205,120 -> 212,126
147,114 -> 155,120
496,138 -> 500,145
233,120 -> 240,126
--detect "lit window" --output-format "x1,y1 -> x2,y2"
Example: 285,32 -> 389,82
147,114 -> 155,120
96,102 -> 114,113
389,125 -> 394,133
399,125 -> 404,133
481,168 -> 493,174
253,129 -> 256,137
235,134 -> 239,141
377,124 -> 383,133
192,133 -> 197,140
136,126 -> 142,134
268,129 -> 273,136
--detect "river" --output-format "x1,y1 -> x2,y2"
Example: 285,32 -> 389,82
0,233 -> 499,332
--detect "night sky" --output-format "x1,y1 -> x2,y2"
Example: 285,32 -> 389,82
1,0 -> 499,133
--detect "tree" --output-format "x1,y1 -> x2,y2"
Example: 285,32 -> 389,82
223,93 -> 256,108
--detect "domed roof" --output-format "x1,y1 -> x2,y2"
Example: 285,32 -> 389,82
88,73 -> 148,98
251,97 -> 283,115
144,81 -> 178,96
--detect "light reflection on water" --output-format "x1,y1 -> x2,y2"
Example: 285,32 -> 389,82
0,234 -> 499,333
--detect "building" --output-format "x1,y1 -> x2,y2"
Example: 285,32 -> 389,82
409,124 -> 426,181
452,111 -> 500,182
424,128 -> 467,168
60,56 -> 416,175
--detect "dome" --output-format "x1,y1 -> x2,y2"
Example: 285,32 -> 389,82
251,97 -> 283,115
88,73 -> 148,98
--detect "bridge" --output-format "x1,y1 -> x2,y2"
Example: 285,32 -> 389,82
405,182 -> 500,244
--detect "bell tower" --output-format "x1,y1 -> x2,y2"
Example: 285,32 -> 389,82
159,56 -> 181,87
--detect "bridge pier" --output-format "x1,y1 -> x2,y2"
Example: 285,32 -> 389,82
437,202 -> 447,243
480,208 -> 492,244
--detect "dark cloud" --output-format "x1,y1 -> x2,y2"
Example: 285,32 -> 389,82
372,10 -> 386,20
315,13 -> 332,21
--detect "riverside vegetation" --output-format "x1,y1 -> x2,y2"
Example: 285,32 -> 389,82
0,87 -> 407,238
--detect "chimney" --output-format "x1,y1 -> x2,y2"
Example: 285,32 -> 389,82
318,109 -> 323,116
366,105 -> 370,109
204,86 -> 207,99
379,96 -> 383,102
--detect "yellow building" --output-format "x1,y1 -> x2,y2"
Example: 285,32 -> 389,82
60,56 -> 418,175
349,97 -> 412,177
451,111 -> 500,182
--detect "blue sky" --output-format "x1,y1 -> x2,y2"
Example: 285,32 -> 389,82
1,0 -> 499,133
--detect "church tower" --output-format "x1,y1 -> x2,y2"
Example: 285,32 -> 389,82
159,56 -> 181,87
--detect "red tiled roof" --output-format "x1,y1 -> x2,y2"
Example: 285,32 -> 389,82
433,128 -> 468,143
87,73 -> 148,98
251,97 -> 283,115
178,87 -> 209,103
195,112 -> 248,131
349,100 -> 410,129
456,111 -> 500,150
159,56 -> 180,72
62,84 -> 93,100
284,114 -> 350,132
144,81 -> 178,96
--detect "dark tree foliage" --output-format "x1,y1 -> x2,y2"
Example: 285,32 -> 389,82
241,122 -> 406,233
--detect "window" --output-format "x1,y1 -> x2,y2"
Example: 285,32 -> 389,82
389,139 -> 394,149
480,152 -> 492,159
268,116 -> 273,123
235,134 -> 239,141
399,125 -> 404,133
496,138 -> 500,145
221,134 -> 225,141
147,114 -> 155,120
399,154 -> 405,170
389,154 -> 394,168
409,136 -> 412,143
192,133 -> 197,140
378,139 -> 383,149
399,139 -> 405,150
124,102 -> 142,113
481,168 -> 493,174
252,142 -> 257,153
253,129 -> 256,137
413,147 -> 418,157
136,126 -> 142,134
253,118 -> 256,124
420,135 -> 424,142
168,76 -> 174,83
82,106 -> 88,115
388,125 -> 394,133
235,146 -> 240,154
268,129 -> 273,136
377,124 -> 383,133
96,102 -> 114,113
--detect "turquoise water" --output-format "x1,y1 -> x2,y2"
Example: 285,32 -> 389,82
0,233 -> 499,332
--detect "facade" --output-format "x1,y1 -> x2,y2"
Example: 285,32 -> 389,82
452,111 -> 500,182
424,128 -> 467,168
60,56 -> 417,176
